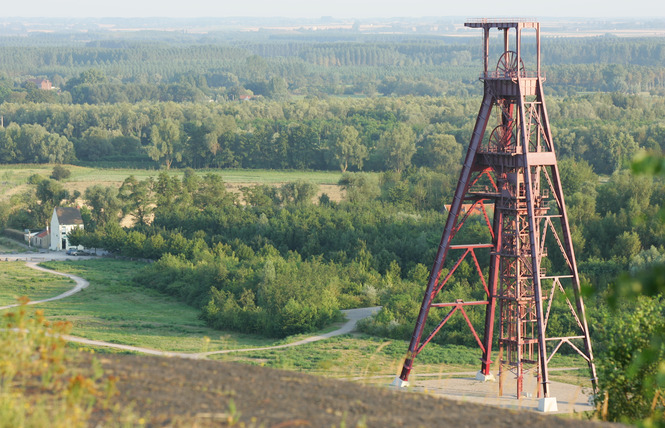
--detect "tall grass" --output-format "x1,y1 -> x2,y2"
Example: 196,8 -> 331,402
0,298 -> 134,427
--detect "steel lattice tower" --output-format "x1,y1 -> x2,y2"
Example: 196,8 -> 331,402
394,19 -> 597,409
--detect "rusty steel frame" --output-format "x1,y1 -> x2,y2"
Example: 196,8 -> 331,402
398,20 -> 597,399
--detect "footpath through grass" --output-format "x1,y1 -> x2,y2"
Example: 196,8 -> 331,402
0,261 -> 75,306
0,258 -> 589,386
215,333 -> 589,385
24,259 -> 279,353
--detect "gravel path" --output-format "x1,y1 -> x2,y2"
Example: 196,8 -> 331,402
1,257 -> 381,358
0,261 -> 89,310
66,306 -> 381,358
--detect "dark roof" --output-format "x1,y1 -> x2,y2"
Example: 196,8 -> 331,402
36,230 -> 49,238
55,207 -> 83,225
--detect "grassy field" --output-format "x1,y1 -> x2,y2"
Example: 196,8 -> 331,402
29,259 -> 286,353
65,165 -> 345,188
0,260 -> 75,305
0,164 -> 347,203
215,333 -> 589,385
0,236 -> 31,253
0,258 -> 589,387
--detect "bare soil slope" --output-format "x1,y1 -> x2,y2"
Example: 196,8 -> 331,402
93,353 -> 614,427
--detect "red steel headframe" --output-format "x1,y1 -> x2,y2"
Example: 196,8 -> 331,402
395,19 -> 597,400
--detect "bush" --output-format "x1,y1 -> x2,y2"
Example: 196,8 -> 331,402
134,247 -> 351,338
594,295 -> 665,424
0,298 -> 130,426
50,165 -> 71,181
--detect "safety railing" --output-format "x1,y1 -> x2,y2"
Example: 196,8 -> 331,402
465,18 -> 537,24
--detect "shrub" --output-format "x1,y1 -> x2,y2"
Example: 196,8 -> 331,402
50,165 -> 72,181
0,298 -> 130,426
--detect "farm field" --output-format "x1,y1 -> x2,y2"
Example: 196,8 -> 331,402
0,164 -> 347,203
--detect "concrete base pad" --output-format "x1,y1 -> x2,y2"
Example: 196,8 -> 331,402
538,397 -> 558,412
475,371 -> 496,382
390,377 -> 409,388
397,372 -> 594,414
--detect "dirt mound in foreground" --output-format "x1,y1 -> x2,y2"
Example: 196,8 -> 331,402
89,353 -> 618,427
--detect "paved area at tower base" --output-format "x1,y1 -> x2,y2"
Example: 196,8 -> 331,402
407,371 -> 594,415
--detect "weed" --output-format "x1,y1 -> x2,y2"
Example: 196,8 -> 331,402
0,298 -> 137,427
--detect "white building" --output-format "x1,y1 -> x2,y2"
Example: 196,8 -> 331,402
50,207 -> 84,251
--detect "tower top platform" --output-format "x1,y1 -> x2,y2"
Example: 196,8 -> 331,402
465,19 -> 538,30
465,18 -> 542,80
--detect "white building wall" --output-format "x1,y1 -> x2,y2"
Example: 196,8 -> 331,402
49,210 -> 60,251
49,209 -> 84,251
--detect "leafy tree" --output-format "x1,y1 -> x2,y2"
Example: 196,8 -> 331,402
0,123 -> 20,162
192,174 -> 236,209
50,165 -> 71,181
241,184 -> 280,208
31,179 -> 70,225
8,124 -> 75,164
25,81 -> 56,103
84,185 -> 122,229
595,296 -> 665,425
118,176 -> 154,226
413,127 -> 462,172
267,76 -> 288,99
593,153 -> 665,426
65,225 -> 87,248
327,125 -> 367,173
147,119 -> 182,169
66,68 -> 107,88
377,124 -> 416,173
154,171 -> 182,209
279,180 -> 318,206
0,85 -> 11,103
338,173 -> 380,203
99,221 -> 128,254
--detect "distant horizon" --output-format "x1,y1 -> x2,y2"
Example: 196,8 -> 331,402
1,16 -> 663,20
1,0 -> 663,20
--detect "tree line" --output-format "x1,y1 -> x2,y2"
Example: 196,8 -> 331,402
2,93 -> 664,175
2,36 -> 665,103
7,157 -> 663,345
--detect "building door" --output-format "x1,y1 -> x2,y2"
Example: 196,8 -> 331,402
62,238 -> 67,249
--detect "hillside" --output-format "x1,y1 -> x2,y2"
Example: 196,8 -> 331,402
90,353 -> 615,427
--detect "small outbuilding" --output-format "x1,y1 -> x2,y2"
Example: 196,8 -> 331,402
30,229 -> 50,249
49,207 -> 84,251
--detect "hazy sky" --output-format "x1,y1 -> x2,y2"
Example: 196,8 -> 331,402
2,0 -> 663,19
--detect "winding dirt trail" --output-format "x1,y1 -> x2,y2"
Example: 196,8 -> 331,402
2,258 -> 594,415
0,261 -> 90,310
0,258 -> 380,359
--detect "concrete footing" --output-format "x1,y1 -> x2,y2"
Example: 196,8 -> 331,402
390,377 -> 409,388
538,397 -> 558,412
475,371 -> 496,382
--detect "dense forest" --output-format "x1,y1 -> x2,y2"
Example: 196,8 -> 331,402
1,34 -> 665,103
0,93 -> 663,175
1,28 -> 664,424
